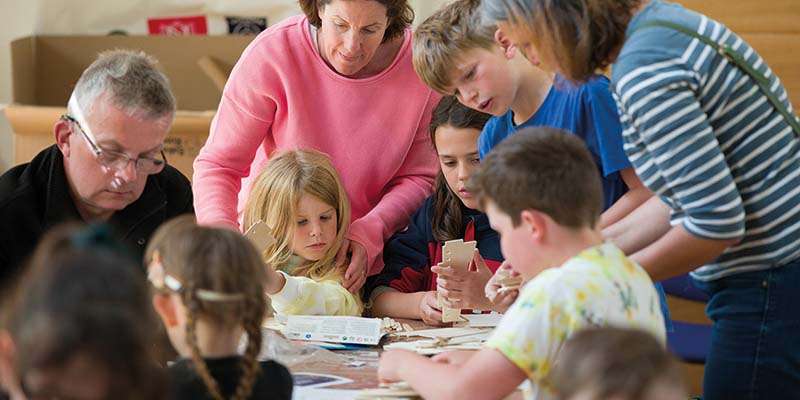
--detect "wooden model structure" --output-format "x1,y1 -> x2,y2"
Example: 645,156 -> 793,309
244,220 -> 277,253
437,239 -> 477,322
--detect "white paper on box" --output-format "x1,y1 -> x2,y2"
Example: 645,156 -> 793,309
284,316 -> 384,345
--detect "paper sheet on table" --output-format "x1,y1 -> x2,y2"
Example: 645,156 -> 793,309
292,372 -> 353,388
293,387 -> 361,400
357,381 -> 420,399
393,326 -> 490,339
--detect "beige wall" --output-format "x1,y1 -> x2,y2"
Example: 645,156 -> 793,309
0,0 -> 38,173
0,0 -> 450,174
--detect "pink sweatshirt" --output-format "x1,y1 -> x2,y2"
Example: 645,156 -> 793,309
192,15 -> 440,274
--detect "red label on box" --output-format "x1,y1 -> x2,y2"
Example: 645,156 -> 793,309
148,16 -> 208,36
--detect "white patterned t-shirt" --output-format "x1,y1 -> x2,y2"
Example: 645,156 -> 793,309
485,243 -> 666,400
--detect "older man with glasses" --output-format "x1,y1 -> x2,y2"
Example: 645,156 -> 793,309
0,49 -> 193,288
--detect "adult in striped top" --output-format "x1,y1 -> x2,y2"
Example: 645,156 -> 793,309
481,0 -> 800,399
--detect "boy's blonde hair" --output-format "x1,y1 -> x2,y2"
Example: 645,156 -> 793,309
243,149 -> 351,282
413,0 -> 497,94
145,215 -> 268,400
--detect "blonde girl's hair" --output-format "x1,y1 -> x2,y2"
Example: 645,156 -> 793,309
243,149 -> 351,283
145,215 -> 269,400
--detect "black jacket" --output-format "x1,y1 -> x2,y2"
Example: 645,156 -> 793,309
168,357 -> 293,400
0,145 -> 194,289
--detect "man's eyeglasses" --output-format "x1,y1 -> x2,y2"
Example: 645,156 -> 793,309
61,114 -> 167,175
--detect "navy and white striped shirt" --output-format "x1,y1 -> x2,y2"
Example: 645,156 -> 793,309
611,0 -> 800,281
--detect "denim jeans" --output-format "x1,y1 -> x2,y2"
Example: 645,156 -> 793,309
693,259 -> 800,400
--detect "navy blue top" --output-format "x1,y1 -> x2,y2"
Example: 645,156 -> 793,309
365,195 -> 503,299
478,75 -> 630,210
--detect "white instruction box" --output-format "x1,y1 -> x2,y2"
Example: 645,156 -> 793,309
285,316 -> 384,345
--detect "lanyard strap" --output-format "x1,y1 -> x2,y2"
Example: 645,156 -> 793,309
632,20 -> 800,136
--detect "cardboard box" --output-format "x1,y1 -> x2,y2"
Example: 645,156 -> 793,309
4,35 -> 256,179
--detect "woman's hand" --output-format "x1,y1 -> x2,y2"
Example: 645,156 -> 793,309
337,239 -> 368,293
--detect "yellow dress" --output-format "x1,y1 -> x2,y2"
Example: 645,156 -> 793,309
268,256 -> 363,316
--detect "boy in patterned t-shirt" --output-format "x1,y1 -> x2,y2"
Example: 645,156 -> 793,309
377,127 -> 665,400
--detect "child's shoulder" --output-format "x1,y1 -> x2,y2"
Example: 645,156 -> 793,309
526,243 -> 648,296
562,242 -> 645,277
253,360 -> 294,398
482,112 -> 511,132
550,74 -> 613,100
478,113 -> 513,151
259,359 -> 292,378
410,195 -> 437,231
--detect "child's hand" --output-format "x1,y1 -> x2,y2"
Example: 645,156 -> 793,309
485,262 -> 520,313
264,265 -> 286,295
418,291 -> 449,326
337,239 -> 368,293
378,349 -> 413,383
489,286 -> 518,314
431,350 -> 477,366
433,250 -> 494,310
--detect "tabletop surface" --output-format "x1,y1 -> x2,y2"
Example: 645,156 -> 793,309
274,318 -> 524,399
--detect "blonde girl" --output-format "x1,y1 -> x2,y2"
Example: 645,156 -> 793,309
243,149 -> 362,316
146,216 -> 292,400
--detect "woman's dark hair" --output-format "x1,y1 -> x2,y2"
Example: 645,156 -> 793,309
2,224 -> 166,400
428,96 -> 491,242
299,0 -> 414,43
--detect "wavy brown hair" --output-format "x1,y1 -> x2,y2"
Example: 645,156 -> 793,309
481,0 -> 642,82
429,96 -> 491,242
299,0 -> 414,43
146,216 -> 268,400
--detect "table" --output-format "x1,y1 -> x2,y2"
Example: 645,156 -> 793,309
277,319 -> 524,399
286,319 -> 426,390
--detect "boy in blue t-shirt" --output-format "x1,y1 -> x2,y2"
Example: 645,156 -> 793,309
479,75 -> 631,213
412,0 -> 651,228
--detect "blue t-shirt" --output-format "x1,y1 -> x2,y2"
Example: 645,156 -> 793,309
478,75 -> 629,210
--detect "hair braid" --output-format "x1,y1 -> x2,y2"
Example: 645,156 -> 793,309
231,294 -> 265,400
148,217 -> 273,400
183,284 -> 225,400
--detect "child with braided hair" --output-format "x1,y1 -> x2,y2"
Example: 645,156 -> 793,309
243,149 -> 363,316
146,216 -> 292,400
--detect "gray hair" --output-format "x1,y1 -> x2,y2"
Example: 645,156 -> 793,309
72,50 -> 176,121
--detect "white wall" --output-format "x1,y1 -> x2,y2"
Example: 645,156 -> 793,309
0,0 -> 449,174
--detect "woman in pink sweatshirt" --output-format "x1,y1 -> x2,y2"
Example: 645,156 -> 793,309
192,0 -> 440,292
